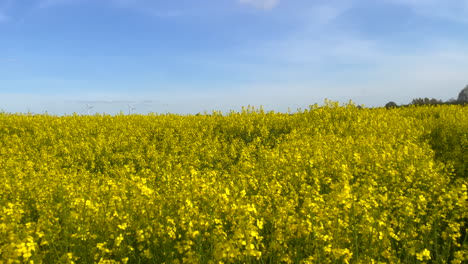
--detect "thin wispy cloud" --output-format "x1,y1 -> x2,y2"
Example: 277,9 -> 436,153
384,0 -> 468,23
310,3 -> 350,24
149,10 -> 184,18
239,0 -> 280,10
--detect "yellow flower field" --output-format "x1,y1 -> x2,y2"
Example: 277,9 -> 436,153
0,102 -> 467,263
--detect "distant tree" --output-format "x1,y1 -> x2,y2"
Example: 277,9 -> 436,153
429,98 -> 443,104
385,101 -> 398,109
458,84 -> 468,103
410,98 -> 425,106
410,97 -> 442,106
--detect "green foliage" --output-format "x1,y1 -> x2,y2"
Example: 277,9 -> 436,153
410,98 -> 443,106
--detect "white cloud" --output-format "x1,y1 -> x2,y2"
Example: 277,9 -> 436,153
239,0 -> 280,10
221,21 -> 468,105
383,0 -> 468,23
312,4 -> 349,24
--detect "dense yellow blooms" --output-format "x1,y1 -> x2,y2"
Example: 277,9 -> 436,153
0,102 -> 467,263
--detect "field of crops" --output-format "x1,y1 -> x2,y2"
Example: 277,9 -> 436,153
0,102 -> 467,264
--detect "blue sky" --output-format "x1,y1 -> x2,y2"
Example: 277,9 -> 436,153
1,0 -> 467,114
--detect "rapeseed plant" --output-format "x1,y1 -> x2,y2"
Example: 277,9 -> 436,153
0,104 -> 466,263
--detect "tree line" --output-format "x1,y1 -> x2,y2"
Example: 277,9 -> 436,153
385,84 -> 468,108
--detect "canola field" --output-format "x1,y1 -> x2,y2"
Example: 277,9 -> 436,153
0,102 -> 467,264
